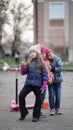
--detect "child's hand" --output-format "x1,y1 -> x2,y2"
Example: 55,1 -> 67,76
21,61 -> 26,67
40,87 -> 45,94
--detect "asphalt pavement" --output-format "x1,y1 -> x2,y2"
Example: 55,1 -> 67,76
0,71 -> 73,130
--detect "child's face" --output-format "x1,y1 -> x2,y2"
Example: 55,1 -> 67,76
41,52 -> 46,59
47,52 -> 54,60
29,50 -> 37,59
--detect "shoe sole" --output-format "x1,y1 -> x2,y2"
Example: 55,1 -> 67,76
32,118 -> 39,122
56,112 -> 62,115
49,114 -> 55,116
40,116 -> 46,118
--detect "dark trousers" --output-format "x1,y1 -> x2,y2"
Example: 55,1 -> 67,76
19,85 -> 42,119
41,89 -> 46,104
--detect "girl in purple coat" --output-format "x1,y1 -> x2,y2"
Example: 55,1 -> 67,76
19,44 -> 48,122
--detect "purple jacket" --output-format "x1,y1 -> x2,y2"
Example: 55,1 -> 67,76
21,58 -> 48,88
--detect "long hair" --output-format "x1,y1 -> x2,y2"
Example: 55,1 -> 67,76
26,53 -> 45,73
36,53 -> 44,73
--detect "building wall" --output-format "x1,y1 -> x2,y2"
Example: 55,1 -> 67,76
33,0 -> 70,60
69,1 -> 73,62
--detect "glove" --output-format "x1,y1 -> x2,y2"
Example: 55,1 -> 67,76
40,80 -> 47,93
20,66 -> 25,74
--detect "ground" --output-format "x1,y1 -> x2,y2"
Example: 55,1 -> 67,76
0,71 -> 73,130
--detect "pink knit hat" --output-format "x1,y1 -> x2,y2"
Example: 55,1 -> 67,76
40,44 -> 46,53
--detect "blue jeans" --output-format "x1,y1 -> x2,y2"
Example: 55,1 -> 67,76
48,83 -> 61,110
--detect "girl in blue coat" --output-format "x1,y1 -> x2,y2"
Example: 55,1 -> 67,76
19,44 -> 48,122
46,48 -> 63,115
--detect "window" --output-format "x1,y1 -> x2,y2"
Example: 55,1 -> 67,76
49,2 -> 64,20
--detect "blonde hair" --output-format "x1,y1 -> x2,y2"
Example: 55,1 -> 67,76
27,53 -> 44,73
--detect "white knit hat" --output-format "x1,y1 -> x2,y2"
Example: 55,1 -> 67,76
29,44 -> 41,54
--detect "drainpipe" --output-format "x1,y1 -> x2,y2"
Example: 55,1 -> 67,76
35,0 -> 38,44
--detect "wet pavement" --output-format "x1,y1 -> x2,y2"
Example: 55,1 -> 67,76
0,71 -> 73,130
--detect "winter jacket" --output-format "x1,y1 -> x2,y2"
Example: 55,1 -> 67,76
50,56 -> 63,83
21,58 -> 48,88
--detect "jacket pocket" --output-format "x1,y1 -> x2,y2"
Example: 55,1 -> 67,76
54,73 -> 63,83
